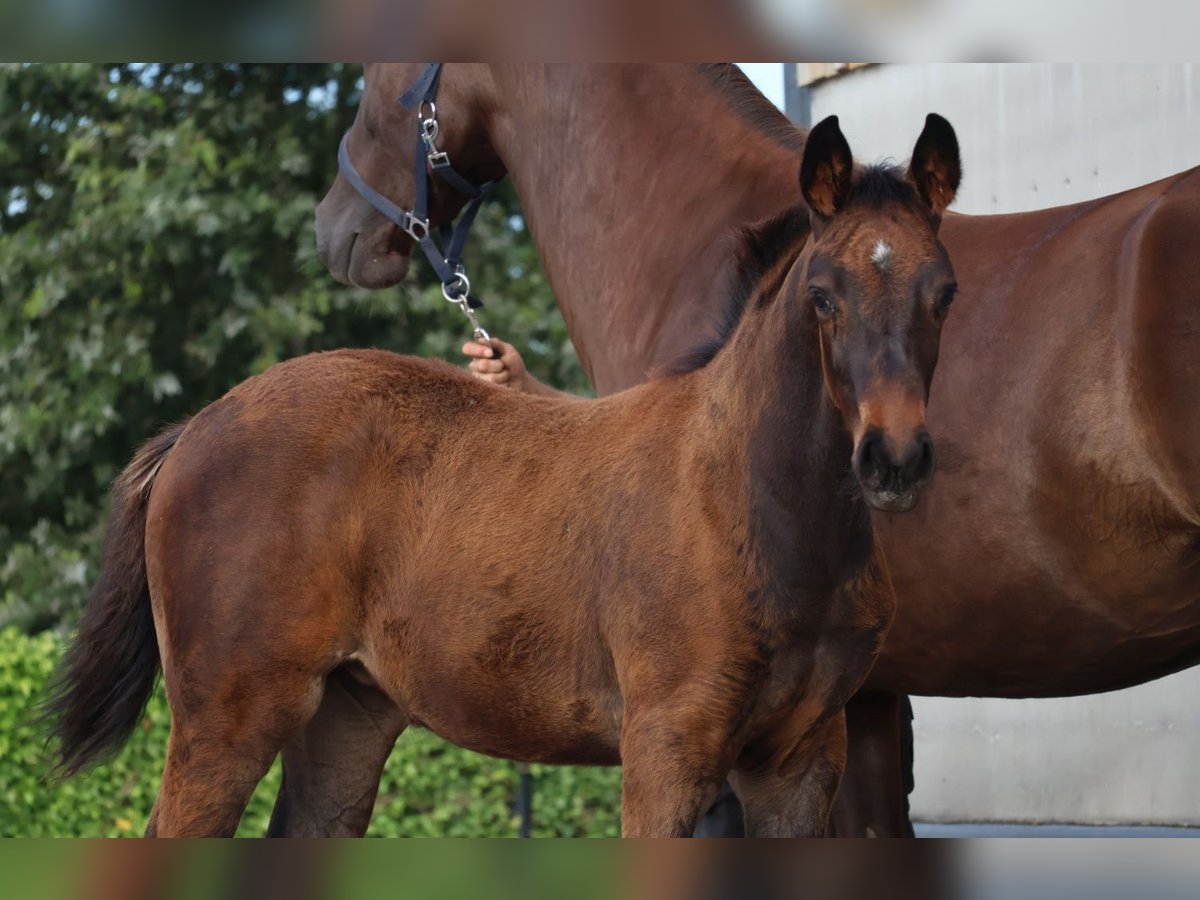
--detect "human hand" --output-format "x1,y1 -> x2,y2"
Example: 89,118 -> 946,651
462,338 -> 528,390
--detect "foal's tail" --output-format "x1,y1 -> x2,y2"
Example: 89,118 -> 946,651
45,421 -> 187,776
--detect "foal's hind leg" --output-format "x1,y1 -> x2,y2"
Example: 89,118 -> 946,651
146,670 -> 325,837
267,665 -> 407,837
146,729 -> 275,837
146,596 -> 338,836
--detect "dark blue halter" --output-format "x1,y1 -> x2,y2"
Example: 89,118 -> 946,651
336,63 -> 500,312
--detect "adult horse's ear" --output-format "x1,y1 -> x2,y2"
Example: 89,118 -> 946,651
800,115 -> 854,222
909,113 -> 961,225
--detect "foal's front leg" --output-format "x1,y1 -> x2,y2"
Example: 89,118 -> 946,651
730,710 -> 848,837
619,703 -> 738,838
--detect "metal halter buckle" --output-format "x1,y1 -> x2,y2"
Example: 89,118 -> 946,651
419,107 -> 452,167
403,214 -> 430,242
421,118 -> 451,169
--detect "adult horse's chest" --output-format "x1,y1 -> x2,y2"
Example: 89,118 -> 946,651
873,418 -> 1200,695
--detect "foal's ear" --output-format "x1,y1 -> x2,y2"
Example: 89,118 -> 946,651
909,114 -> 961,224
800,115 -> 854,220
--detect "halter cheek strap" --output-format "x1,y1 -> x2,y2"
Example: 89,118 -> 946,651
336,63 -> 500,323
396,60 -> 442,110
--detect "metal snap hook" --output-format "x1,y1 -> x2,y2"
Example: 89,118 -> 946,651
421,117 -> 439,145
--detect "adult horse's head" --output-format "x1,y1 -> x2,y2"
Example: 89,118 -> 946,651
315,64 -> 505,289
797,114 -> 961,512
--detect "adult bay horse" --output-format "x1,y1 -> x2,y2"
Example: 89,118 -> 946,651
316,64 -> 1200,836
50,118 -> 964,837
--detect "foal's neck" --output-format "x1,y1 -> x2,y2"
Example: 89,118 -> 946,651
485,65 -> 804,395
694,262 -> 869,597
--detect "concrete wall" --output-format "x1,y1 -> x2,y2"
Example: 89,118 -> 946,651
789,63 -> 1200,825
795,63 -> 1200,215
911,671 -> 1200,825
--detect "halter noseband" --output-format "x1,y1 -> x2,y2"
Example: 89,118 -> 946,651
336,63 -> 500,332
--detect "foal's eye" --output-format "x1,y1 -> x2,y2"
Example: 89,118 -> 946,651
936,285 -> 958,316
810,287 -> 834,317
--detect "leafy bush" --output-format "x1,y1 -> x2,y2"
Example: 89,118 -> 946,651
0,627 -> 621,837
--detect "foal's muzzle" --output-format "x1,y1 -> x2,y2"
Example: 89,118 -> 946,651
854,427 -> 936,512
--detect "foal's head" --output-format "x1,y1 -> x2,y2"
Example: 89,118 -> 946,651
316,64 -> 504,288
796,115 -> 961,512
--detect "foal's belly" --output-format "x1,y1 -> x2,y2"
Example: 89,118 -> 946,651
403,649 -> 624,766
405,686 -> 623,767
363,597 -> 625,766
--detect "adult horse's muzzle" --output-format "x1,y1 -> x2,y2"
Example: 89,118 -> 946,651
315,176 -> 415,289
854,426 -> 937,512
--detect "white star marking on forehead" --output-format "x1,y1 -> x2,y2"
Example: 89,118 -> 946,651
871,240 -> 893,272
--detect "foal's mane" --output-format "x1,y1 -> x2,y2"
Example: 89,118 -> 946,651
665,205 -> 810,375
666,164 -> 919,376
848,163 -> 923,209
695,64 -> 806,154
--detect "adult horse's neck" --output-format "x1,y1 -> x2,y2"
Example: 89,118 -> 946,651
485,65 -> 805,395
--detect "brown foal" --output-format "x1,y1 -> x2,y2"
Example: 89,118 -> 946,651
49,116 -> 961,837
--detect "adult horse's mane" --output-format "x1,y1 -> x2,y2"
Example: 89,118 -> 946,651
667,164 -> 915,376
696,64 -> 806,154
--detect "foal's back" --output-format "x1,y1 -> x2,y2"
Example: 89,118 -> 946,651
146,348 -> 727,765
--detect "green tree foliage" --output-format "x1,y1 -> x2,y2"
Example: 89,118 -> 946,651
0,63 -> 586,631
0,628 -> 621,837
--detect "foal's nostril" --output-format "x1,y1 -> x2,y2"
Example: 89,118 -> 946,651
893,431 -> 935,487
857,429 -> 935,494
855,430 -> 887,485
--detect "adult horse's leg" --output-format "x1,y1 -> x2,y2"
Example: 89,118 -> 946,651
267,665 -> 407,837
828,691 -> 915,837
729,711 -> 848,838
